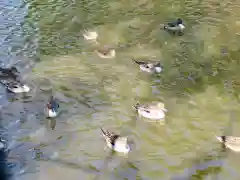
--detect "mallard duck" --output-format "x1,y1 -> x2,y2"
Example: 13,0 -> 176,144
133,59 -> 163,73
0,78 -> 30,93
100,128 -> 130,154
133,102 -> 167,120
95,46 -> 116,59
161,18 -> 185,34
215,135 -> 240,152
83,30 -> 98,41
0,66 -> 20,79
45,96 -> 59,118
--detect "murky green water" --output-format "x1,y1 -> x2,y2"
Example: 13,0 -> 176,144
1,0 -> 240,179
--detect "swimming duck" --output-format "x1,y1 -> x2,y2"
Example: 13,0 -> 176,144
0,78 -> 30,93
100,128 -> 130,154
133,102 -> 167,120
95,46 -> 116,59
45,96 -> 59,118
215,135 -> 240,152
161,18 -> 185,35
133,59 -> 163,73
83,30 -> 98,41
0,66 -> 20,79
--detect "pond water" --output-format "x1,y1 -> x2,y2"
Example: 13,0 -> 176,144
1,0 -> 240,179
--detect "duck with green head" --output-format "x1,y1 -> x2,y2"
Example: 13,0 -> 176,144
161,18 -> 185,35
45,96 -> 60,118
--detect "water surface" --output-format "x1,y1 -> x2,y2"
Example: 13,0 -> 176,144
1,0 -> 240,179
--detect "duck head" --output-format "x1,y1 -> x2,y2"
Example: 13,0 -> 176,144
157,102 -> 167,112
10,67 -> 20,75
47,96 -> 59,115
176,18 -> 183,25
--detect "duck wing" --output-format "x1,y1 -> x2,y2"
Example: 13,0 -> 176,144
153,62 -> 161,67
138,104 -> 151,111
225,136 -> 240,145
133,59 -> 146,65
167,21 -> 177,27
101,128 -> 120,146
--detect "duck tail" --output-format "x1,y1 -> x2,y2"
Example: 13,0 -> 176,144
133,103 -> 140,110
159,24 -> 166,30
132,59 -> 144,65
100,128 -> 107,137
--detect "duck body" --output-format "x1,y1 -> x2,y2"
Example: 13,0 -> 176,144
100,128 -> 130,154
0,66 -> 30,93
133,59 -> 163,73
0,78 -> 30,93
96,46 -> 116,59
216,135 -> 240,152
45,96 -> 59,118
133,102 -> 167,120
163,18 -> 185,35
83,30 -> 98,41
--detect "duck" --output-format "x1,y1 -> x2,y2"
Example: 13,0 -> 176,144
0,66 -> 20,79
95,46 -> 116,59
45,96 -> 59,118
161,18 -> 185,35
133,102 -> 167,120
0,78 -> 30,93
83,30 -> 98,41
215,135 -> 240,152
100,128 -> 130,154
133,59 -> 163,73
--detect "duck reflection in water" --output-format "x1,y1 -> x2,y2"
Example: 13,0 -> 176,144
0,138 -> 8,180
